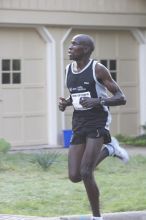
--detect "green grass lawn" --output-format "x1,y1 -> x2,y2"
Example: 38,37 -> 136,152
0,151 -> 146,217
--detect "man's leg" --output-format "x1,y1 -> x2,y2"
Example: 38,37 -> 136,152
80,137 -> 104,219
68,143 -> 85,183
95,137 -> 129,166
105,137 -> 129,163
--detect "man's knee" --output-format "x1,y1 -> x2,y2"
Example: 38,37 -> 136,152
80,167 -> 92,181
69,172 -> 82,183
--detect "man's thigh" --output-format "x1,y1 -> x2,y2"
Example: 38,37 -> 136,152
68,144 -> 85,178
81,137 -> 104,170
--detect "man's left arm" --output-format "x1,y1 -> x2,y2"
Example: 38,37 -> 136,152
97,64 -> 126,106
79,63 -> 126,108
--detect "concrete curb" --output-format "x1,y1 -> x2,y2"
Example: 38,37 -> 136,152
103,210 -> 146,219
1,211 -> 145,220
59,211 -> 146,220
60,211 -> 146,220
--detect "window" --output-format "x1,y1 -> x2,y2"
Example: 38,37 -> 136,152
100,59 -> 117,81
1,59 -> 21,84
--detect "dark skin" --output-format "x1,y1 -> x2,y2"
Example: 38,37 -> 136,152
80,62 -> 126,108
59,34 -> 126,217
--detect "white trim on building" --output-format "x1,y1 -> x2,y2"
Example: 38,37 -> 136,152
37,26 -> 57,146
139,44 -> 146,132
132,29 -> 146,133
60,28 -> 72,131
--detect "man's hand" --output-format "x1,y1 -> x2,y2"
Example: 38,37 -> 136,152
58,97 -> 68,112
79,97 -> 101,108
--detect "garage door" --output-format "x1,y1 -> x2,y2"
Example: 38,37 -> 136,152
0,28 -> 47,146
64,30 -> 139,136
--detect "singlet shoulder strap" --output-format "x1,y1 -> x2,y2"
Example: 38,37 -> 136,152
92,60 -> 98,83
65,64 -> 71,86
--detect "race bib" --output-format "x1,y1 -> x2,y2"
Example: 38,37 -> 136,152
71,92 -> 91,110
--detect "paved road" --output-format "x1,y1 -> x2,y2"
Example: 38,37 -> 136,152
125,145 -> 146,156
10,144 -> 146,156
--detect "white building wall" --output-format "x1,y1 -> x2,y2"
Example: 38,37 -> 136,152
0,0 -> 146,28
0,0 -> 146,146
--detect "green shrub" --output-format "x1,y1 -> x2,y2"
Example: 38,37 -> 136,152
116,134 -> 146,146
142,122 -> 146,134
35,151 -> 61,171
0,138 -> 11,153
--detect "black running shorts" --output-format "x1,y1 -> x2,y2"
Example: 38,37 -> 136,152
70,114 -> 111,145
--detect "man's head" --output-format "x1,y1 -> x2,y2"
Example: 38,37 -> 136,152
68,34 -> 95,61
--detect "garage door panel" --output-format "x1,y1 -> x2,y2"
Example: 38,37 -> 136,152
23,87 -> 46,113
23,60 -> 46,84
123,86 -> 138,109
3,88 -> 22,113
119,60 -> 138,83
0,28 -> 47,147
118,32 -> 138,59
2,117 -> 23,144
120,113 -> 138,135
0,29 -> 22,57
98,32 -> 117,58
24,115 -> 47,144
22,30 -> 46,59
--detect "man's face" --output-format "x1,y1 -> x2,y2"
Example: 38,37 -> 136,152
68,36 -> 86,61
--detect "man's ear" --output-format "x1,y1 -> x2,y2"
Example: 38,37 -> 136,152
84,45 -> 90,54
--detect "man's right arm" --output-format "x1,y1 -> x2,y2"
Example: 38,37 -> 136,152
58,96 -> 72,112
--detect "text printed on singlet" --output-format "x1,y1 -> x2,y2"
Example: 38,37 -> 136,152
71,91 -> 91,110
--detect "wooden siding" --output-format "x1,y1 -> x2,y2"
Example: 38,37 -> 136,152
0,0 -> 146,14
0,0 -> 146,28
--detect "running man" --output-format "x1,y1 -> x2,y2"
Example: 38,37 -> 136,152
59,34 -> 129,220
